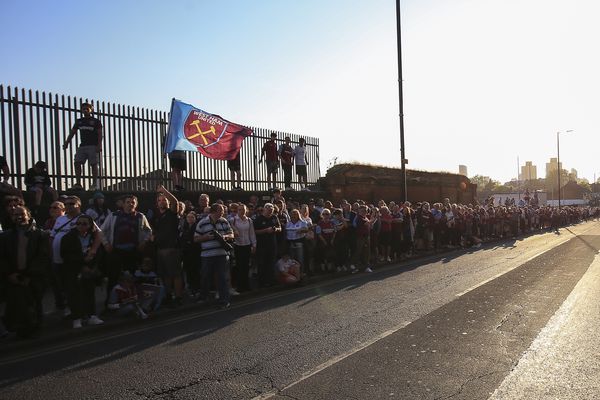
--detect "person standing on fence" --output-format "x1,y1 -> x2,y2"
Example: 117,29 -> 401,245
24,161 -> 58,213
227,150 -> 243,191
0,155 -> 20,197
63,102 -> 103,191
278,136 -> 294,191
259,132 -> 279,190
294,137 -> 309,191
167,150 -> 186,192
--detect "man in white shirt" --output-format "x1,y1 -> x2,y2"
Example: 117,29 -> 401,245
294,138 -> 309,191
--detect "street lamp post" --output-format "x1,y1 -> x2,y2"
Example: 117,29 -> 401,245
557,129 -> 573,210
396,0 -> 407,202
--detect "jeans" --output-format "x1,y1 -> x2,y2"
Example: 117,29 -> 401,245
282,164 -> 293,188
288,241 -> 304,271
234,245 -> 252,292
200,255 -> 230,304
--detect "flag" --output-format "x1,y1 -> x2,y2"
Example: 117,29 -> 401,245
164,99 -> 253,160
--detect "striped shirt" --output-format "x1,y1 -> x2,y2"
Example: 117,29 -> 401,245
286,219 -> 307,241
195,215 -> 233,258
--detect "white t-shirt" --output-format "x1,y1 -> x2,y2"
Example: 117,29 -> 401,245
51,214 -> 100,264
294,145 -> 307,166
276,258 -> 298,273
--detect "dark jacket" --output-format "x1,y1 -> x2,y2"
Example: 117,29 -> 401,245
0,224 -> 50,280
24,167 -> 51,187
60,228 -> 99,276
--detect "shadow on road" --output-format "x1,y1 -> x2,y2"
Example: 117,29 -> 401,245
0,224 -> 597,389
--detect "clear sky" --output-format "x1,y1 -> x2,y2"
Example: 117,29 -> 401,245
1,0 -> 598,183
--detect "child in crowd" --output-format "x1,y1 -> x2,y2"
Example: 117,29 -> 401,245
276,253 -> 302,285
134,257 -> 165,313
107,272 -> 148,319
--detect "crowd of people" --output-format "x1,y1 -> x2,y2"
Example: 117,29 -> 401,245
1,182 -> 598,339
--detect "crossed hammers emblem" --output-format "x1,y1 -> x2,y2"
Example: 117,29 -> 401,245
188,120 -> 217,145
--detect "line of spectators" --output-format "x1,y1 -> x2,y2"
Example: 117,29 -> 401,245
1,186 -> 598,339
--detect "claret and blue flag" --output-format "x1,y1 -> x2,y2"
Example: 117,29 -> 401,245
164,98 -> 253,160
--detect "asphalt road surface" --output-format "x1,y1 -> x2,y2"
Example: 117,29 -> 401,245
1,222 -> 599,400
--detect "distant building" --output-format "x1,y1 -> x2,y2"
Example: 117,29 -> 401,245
570,168 -> 578,179
458,165 -> 468,176
519,161 -> 537,181
545,157 -> 562,177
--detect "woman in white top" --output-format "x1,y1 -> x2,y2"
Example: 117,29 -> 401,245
232,204 -> 256,292
285,209 -> 308,269
299,204 -> 315,274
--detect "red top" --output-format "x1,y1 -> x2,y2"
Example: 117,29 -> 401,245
380,213 -> 393,233
262,140 -> 278,161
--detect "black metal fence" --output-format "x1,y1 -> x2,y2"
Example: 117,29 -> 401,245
0,85 -> 320,192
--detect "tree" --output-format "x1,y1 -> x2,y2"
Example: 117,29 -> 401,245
470,175 -> 501,193
545,169 -> 570,192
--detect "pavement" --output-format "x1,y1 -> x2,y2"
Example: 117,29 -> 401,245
489,246 -> 600,399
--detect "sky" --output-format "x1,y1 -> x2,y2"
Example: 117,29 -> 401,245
1,0 -> 598,184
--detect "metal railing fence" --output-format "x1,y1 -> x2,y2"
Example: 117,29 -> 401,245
0,85 -> 320,192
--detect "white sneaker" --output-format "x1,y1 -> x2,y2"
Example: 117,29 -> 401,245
87,315 -> 104,325
229,288 -> 240,296
63,307 -> 72,317
386,257 -> 392,262
72,319 -> 82,329
137,310 -> 149,320
364,267 -> 373,273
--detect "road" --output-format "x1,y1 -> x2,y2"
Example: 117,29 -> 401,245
1,222 -> 599,400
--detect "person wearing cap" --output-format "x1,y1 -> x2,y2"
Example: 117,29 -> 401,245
85,191 -> 111,227
259,132 -> 279,190
24,161 -> 58,210
63,102 -> 103,191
